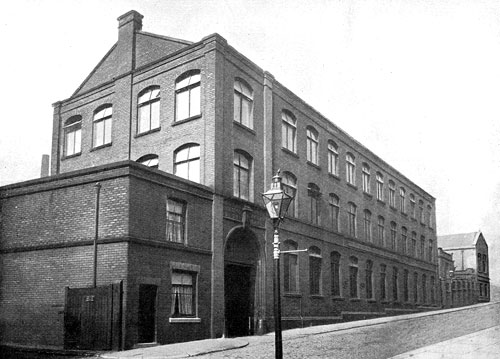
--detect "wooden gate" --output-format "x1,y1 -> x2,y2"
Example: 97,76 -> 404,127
64,282 -> 122,350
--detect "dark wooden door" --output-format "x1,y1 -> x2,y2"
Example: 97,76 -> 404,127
138,284 -> 157,343
64,283 -> 121,350
225,264 -> 252,337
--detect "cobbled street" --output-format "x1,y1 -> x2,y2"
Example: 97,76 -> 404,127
199,302 -> 500,359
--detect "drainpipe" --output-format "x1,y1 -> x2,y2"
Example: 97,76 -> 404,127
93,182 -> 101,288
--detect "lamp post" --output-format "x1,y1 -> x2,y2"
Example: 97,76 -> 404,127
262,170 -> 294,359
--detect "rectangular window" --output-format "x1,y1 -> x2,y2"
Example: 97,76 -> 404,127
403,270 -> 409,302
380,265 -> 387,300
331,256 -> 341,297
365,263 -> 373,299
284,253 -> 299,293
413,273 -> 418,303
171,271 -> 196,317
392,267 -> 398,302
166,199 -> 185,243
350,266 -> 358,298
309,256 -> 322,295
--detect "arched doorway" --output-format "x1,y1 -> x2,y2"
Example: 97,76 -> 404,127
224,227 -> 260,337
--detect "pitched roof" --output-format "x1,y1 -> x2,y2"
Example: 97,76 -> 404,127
438,231 -> 481,249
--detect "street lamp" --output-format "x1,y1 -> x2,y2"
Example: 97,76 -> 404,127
262,170 -> 294,359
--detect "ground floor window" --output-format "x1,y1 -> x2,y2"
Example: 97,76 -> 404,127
171,270 -> 197,318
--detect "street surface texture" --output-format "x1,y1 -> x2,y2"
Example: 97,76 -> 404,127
199,302 -> 500,359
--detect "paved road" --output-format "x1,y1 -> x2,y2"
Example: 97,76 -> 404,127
199,302 -> 500,359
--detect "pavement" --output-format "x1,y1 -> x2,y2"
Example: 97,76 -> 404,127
99,304 -> 500,359
390,325 -> 500,359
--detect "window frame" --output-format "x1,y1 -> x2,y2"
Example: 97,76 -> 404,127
137,86 -> 161,134
166,198 -> 186,244
349,256 -> 359,299
331,251 -> 341,297
309,246 -> 322,296
233,78 -> 254,129
281,111 -> 297,153
308,183 -> 321,225
363,209 -> 372,242
233,150 -> 253,201
327,141 -> 339,176
306,127 -> 319,165
346,153 -> 356,185
376,172 -> 384,201
347,202 -> 357,238
137,154 -> 159,169
283,240 -> 300,294
174,144 -> 201,183
282,172 -> 298,218
92,105 -> 113,149
329,193 -> 340,232
362,163 -> 371,194
63,115 -> 82,157
388,180 -> 396,208
175,70 -> 201,122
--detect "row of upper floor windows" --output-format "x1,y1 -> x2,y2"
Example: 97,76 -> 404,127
62,70 -> 258,157
284,243 -> 437,304
281,112 -> 434,227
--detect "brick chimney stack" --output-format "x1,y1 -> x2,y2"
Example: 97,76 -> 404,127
40,154 -> 50,178
116,10 -> 143,75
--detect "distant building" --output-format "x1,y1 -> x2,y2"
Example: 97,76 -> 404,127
438,231 -> 490,306
0,10 -> 439,351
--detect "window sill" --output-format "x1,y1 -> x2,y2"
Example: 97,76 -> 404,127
284,292 -> 302,298
135,127 -> 161,138
367,299 -> 377,303
389,206 -> 397,211
401,212 -> 408,217
281,147 -> 299,158
346,183 -> 358,191
90,143 -> 112,152
381,300 -> 390,304
332,296 -> 345,301
233,121 -> 256,135
172,114 -> 202,126
328,173 -> 340,181
363,192 -> 373,199
169,317 -> 201,323
306,161 -> 321,170
309,295 -> 324,299
349,298 -> 361,302
61,152 -> 81,161
377,199 -> 386,206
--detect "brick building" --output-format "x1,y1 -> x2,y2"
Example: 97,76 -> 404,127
0,10 -> 439,351
438,231 -> 490,306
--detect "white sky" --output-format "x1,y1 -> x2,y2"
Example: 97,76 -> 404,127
1,0 -> 500,258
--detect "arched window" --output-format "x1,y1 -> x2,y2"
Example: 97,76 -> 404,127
362,163 -> 370,193
234,79 -> 253,128
419,200 -> 425,223
363,209 -> 372,242
430,276 -> 436,304
282,172 -> 297,217
346,153 -> 356,185
137,154 -> 159,168
283,240 -> 299,293
166,198 -> 186,243
93,105 -> 113,148
403,269 -> 409,302
233,150 -> 252,201
401,226 -> 408,254
376,172 -> 384,201
329,194 -> 340,232
64,115 -> 82,156
422,274 -> 427,304
427,205 -> 433,228
377,216 -> 385,247
365,260 -> 373,299
309,246 -> 322,295
331,251 -> 341,297
175,70 -> 201,121
380,264 -> 387,300
410,194 -> 416,219
400,187 -> 406,213
388,180 -> 396,208
428,239 -> 434,262
392,267 -> 399,302
349,256 -> 359,298
420,236 -> 426,260
390,221 -> 397,251
138,86 -> 160,134
306,127 -> 319,165
411,231 -> 417,257
327,141 -> 339,176
282,111 -> 297,153
413,272 -> 419,303
308,183 -> 321,225
347,202 -> 357,237
478,253 -> 482,272
174,144 -> 200,183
